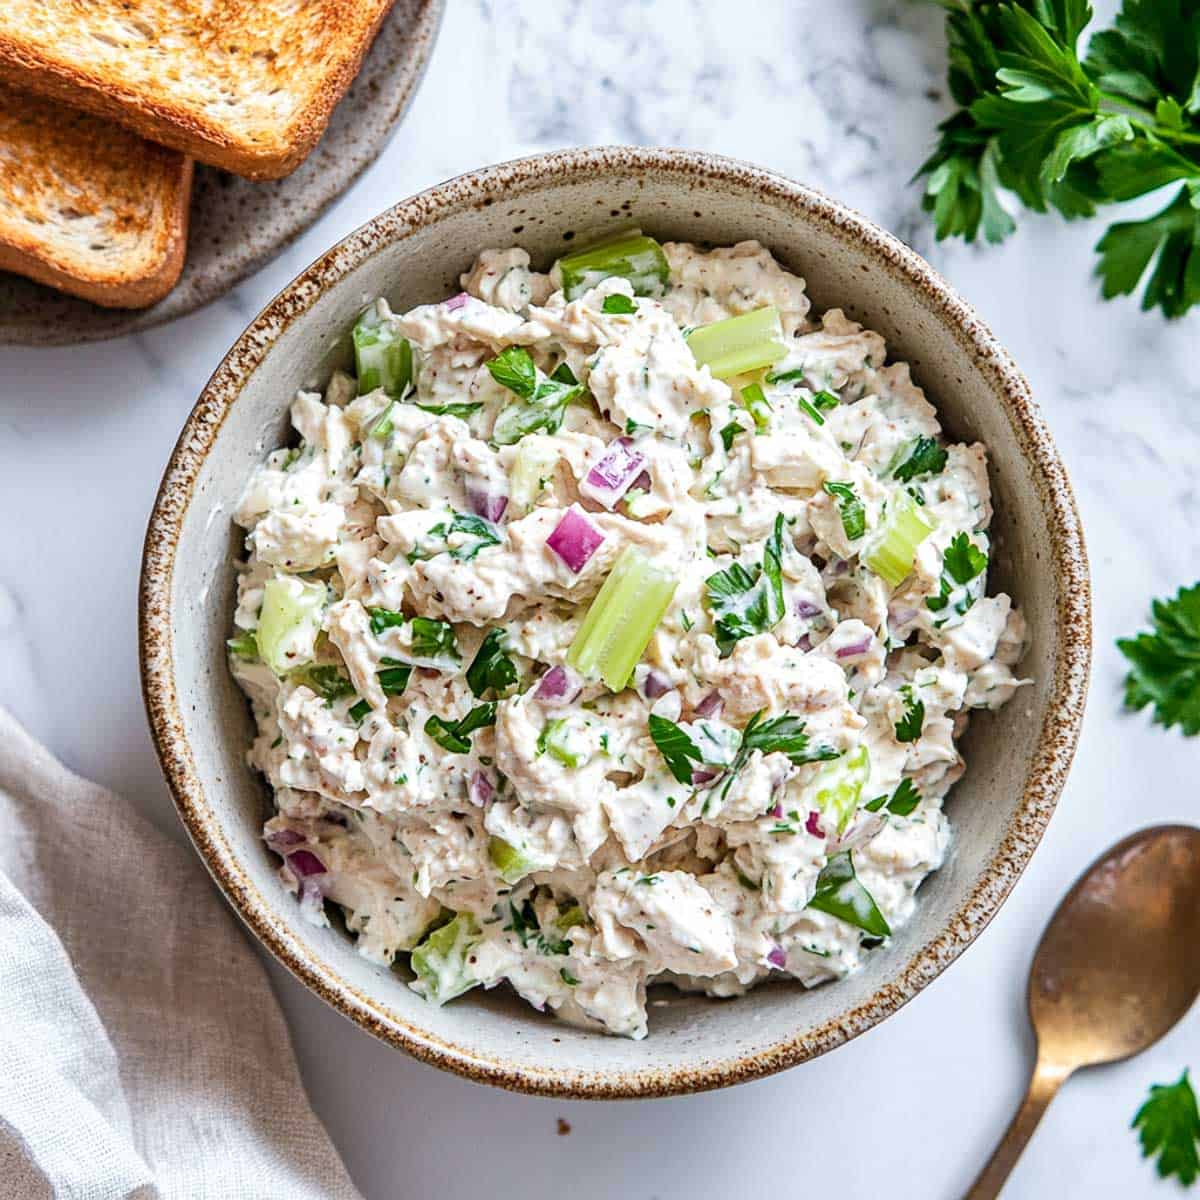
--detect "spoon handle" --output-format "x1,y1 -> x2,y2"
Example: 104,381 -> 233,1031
963,1057 -> 1071,1199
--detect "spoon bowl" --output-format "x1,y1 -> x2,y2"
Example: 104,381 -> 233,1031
967,825 -> 1200,1198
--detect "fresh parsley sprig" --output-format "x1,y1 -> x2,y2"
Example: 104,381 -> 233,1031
920,1 -> 1200,318
425,703 -> 497,754
705,514 -> 786,655
1132,1069 -> 1200,1186
1117,582 -> 1200,735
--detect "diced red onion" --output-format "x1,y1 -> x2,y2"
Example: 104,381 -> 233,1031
534,664 -> 582,705
465,479 -> 508,524
794,598 -> 822,619
266,827 -> 305,851
805,811 -> 824,838
796,633 -> 813,652
890,606 -> 918,626
831,813 -> 886,853
286,849 -> 326,878
767,944 -> 788,970
546,505 -> 605,573
418,666 -> 441,678
836,635 -> 873,659
579,438 -> 646,509
769,801 -> 783,819
642,669 -> 671,699
694,690 -> 724,718
629,470 -> 651,492
469,770 -> 494,807
693,769 -> 719,786
445,292 -> 470,311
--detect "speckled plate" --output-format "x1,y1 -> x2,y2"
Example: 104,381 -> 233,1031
0,0 -> 443,347
140,148 -> 1092,1098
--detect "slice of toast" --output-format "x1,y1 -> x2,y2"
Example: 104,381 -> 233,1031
0,0 -> 398,180
0,84 -> 192,308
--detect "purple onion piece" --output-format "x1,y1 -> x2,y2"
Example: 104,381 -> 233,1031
266,827 -> 305,851
832,812 -> 886,854
534,665 -> 583,706
805,811 -> 824,838
629,470 -> 651,492
769,801 -> 783,819
692,769 -> 719,786
889,606 -> 918,626
469,770 -> 494,807
794,598 -> 822,619
444,292 -> 470,311
796,633 -> 813,652
579,437 -> 646,509
465,479 -> 509,524
286,849 -> 326,878
835,635 -> 873,660
546,505 -> 605,572
767,944 -> 788,970
642,669 -> 671,699
694,690 -> 724,718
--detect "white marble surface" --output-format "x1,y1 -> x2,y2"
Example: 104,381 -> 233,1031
0,2 -> 1195,1197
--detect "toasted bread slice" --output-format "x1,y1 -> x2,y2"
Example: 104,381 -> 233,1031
0,84 -> 191,307
0,0 -> 397,180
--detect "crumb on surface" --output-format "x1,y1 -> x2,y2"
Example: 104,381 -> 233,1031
556,1118 -> 571,1136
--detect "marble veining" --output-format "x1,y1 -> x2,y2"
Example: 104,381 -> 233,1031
0,2 -> 1191,1197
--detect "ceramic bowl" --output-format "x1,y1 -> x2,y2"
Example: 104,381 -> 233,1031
140,147 -> 1091,1098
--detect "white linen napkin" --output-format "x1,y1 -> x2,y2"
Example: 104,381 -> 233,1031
0,707 -> 362,1200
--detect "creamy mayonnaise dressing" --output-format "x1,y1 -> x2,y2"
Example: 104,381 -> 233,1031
229,237 -> 1027,1038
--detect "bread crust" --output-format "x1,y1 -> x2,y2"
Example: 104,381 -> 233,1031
0,1 -> 397,180
0,86 -> 192,307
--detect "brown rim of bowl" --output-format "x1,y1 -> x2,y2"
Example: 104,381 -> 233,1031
139,146 -> 1092,1099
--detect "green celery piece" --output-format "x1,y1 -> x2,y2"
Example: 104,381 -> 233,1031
807,851 -> 891,938
557,232 -> 670,301
226,630 -> 258,661
538,718 -> 588,767
410,913 -> 481,1005
805,744 -> 870,834
686,307 -> 786,380
488,836 -> 552,885
256,576 -> 326,675
509,439 -> 558,512
567,547 -> 678,692
740,382 -> 772,432
352,306 -> 412,398
866,493 -> 934,587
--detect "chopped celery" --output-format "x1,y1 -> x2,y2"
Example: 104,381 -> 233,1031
509,439 -> 559,513
256,576 -> 326,675
488,836 -> 554,884
537,718 -> 590,767
567,547 -> 678,692
353,305 -> 412,398
807,852 -> 891,938
865,493 -> 935,587
804,743 -> 870,834
686,307 -> 786,379
226,630 -> 258,661
556,232 -> 670,301
409,913 -> 481,1004
740,382 -> 772,432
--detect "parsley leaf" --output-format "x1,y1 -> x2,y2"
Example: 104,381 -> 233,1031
865,778 -> 922,816
601,294 -> 637,314
894,686 -> 925,743
425,703 -> 497,754
410,616 -> 461,665
648,714 -> 704,785
740,711 -> 839,766
377,659 -> 412,696
1132,1069 -> 1200,1186
416,401 -> 484,419
368,607 -> 406,636
1117,582 -> 1200,735
892,436 -> 949,483
445,512 -> 501,561
293,664 -> 356,702
926,533 -> 988,615
918,0 -> 1200,315
705,514 -> 786,655
807,851 -> 891,938
822,481 -> 867,541
488,348 -> 585,445
466,628 -> 518,698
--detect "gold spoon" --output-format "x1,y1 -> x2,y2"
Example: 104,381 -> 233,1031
965,824 -> 1200,1199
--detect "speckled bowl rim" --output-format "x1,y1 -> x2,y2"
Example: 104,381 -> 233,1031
139,146 -> 1091,1099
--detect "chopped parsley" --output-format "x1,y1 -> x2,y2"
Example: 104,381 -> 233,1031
368,607 -> 406,636
822,480 -> 866,541
892,435 -> 948,483
487,347 -> 585,445
466,628 -> 518,698
424,703 -> 497,754
705,514 -> 786,655
601,294 -> 637,314
1132,1069 -> 1200,1186
410,616 -> 461,665
926,533 -> 988,615
894,685 -> 925,743
806,851 -> 891,937
865,778 -> 922,816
